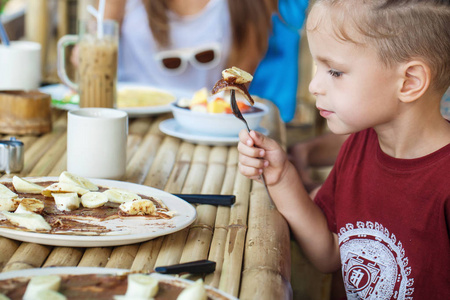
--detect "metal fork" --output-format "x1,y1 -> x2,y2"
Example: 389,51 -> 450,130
230,90 -> 275,208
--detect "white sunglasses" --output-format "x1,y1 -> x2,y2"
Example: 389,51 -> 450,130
154,43 -> 221,75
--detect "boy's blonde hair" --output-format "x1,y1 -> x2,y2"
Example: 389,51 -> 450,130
310,0 -> 450,93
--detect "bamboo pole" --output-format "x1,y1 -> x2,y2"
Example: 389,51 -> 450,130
42,247 -> 83,267
2,243 -> 52,272
154,145 -> 211,268
205,148 -> 238,287
0,238 -> 20,271
180,146 -> 228,263
143,136 -> 180,189
130,237 -> 164,272
28,132 -> 67,177
218,171 -> 251,297
48,152 -> 67,176
164,142 -> 195,193
105,245 -> 140,269
239,181 -> 292,300
124,121 -> 163,184
19,114 -> 66,176
77,247 -> 112,267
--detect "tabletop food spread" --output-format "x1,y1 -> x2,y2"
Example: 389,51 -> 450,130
0,67 -> 291,300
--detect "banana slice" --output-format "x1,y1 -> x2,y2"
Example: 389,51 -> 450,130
15,198 -> 44,214
42,183 -> 89,197
177,279 -> 207,300
0,197 -> 20,212
23,275 -> 61,300
81,192 -> 108,208
0,183 -> 17,199
119,199 -> 156,216
34,290 -> 67,300
52,193 -> 80,211
103,188 -> 142,204
12,176 -> 45,194
59,171 -> 98,191
125,274 -> 158,298
222,66 -> 253,84
2,212 -> 51,231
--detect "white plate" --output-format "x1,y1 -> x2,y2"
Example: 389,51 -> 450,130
0,178 -> 197,247
39,83 -> 189,118
159,118 -> 269,146
0,267 -> 238,300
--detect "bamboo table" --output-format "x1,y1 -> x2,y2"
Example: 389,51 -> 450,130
0,101 -> 291,300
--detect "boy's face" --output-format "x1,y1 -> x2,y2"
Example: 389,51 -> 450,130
306,5 -> 402,135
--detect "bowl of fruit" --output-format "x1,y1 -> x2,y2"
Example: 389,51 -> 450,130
171,87 -> 268,137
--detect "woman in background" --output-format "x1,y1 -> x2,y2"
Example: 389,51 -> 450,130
100,0 -> 275,94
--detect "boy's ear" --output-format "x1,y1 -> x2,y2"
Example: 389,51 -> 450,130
398,60 -> 431,103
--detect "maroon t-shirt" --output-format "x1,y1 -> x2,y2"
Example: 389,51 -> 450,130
315,128 -> 450,299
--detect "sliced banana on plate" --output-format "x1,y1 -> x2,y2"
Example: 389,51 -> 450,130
52,193 -> 80,211
2,212 -> 51,231
81,192 -> 108,208
103,188 -> 142,204
15,198 -> 44,214
34,289 -> 67,300
123,274 -> 159,299
0,197 -> 20,212
0,183 -> 18,199
119,199 -> 156,216
177,279 -> 207,300
42,183 -> 89,197
222,66 -> 253,84
59,171 -> 98,191
12,176 -> 45,194
23,275 -> 61,300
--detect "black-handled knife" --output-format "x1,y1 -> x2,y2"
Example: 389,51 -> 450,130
173,194 -> 235,206
154,260 -> 216,274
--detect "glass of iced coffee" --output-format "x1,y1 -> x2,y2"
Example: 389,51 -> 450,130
57,20 -> 118,108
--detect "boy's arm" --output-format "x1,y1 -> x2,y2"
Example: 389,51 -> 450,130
238,130 -> 341,273
270,161 -> 341,273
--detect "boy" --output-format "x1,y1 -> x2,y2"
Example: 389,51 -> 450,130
237,0 -> 450,298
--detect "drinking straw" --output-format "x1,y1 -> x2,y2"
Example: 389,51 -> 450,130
87,0 -> 105,39
0,19 -> 10,46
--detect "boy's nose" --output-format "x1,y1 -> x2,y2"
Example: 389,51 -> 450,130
309,72 -> 324,96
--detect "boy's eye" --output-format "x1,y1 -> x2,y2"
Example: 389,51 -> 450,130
328,69 -> 343,77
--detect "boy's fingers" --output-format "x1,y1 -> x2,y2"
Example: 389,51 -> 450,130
237,141 -> 265,158
249,130 -> 278,150
238,153 -> 267,169
238,162 -> 263,178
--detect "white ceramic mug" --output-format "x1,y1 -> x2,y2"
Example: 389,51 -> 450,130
0,41 -> 41,91
67,108 -> 128,179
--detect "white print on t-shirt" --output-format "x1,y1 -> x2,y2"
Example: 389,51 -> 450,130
338,221 -> 415,300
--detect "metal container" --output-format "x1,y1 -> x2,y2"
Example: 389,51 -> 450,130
0,137 -> 24,173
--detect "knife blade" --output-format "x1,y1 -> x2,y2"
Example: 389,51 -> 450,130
173,194 -> 235,206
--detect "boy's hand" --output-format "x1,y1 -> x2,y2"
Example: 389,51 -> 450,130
237,129 -> 288,185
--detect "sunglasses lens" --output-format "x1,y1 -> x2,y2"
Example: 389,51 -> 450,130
162,57 -> 182,69
194,50 -> 215,64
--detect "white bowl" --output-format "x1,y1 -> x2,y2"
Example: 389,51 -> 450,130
170,102 -> 269,136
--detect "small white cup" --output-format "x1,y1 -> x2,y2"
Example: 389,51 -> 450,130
67,108 -> 128,180
0,41 -> 41,91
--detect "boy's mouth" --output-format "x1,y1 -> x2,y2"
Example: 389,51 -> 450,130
317,107 -> 333,118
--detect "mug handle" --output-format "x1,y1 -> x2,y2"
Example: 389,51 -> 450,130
57,35 -> 79,91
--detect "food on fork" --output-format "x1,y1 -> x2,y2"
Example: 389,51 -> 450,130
22,275 -> 62,300
211,66 -> 255,106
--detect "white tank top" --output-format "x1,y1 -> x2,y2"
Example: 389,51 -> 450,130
118,0 -> 231,96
